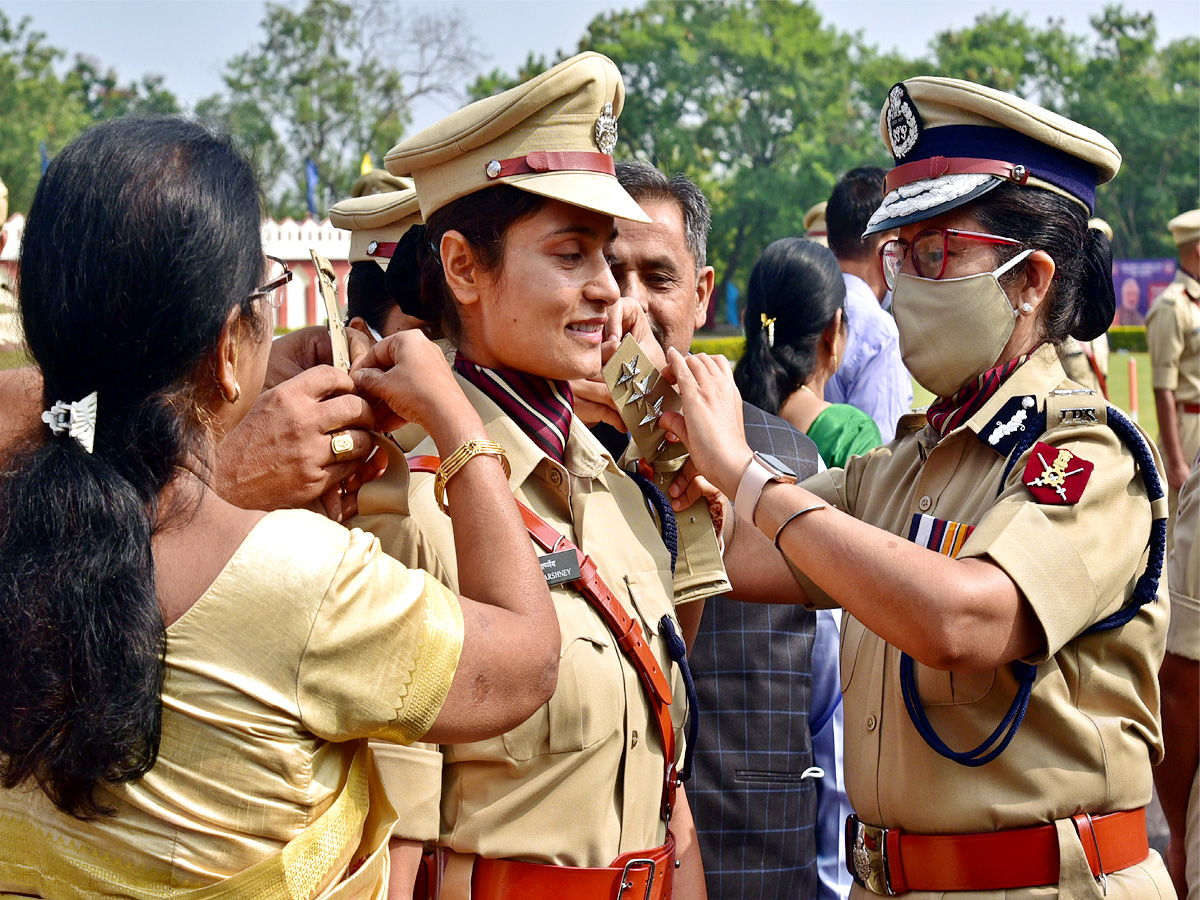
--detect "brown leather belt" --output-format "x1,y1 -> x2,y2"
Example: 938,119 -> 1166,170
846,808 -> 1149,895
1179,402 -> 1200,414
416,832 -> 676,900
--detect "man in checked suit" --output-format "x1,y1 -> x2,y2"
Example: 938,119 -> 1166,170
575,159 -> 850,900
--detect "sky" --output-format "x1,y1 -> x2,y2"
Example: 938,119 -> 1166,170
1,0 -> 1197,135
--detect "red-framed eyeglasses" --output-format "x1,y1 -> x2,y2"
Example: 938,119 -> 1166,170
879,228 -> 1024,290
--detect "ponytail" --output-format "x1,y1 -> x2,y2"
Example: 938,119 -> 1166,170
0,117 -> 262,818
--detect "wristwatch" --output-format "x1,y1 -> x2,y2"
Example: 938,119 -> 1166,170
734,452 -> 797,528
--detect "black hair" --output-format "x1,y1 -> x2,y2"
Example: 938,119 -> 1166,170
346,262 -> 393,335
614,159 -> 712,271
734,238 -> 847,415
417,186 -> 547,344
827,166 -> 888,262
0,116 -> 263,819
969,182 -> 1114,343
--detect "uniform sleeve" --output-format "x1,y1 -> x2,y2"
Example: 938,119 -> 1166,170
297,526 -> 464,744
1146,294 -> 1183,391
1168,461 -> 1200,660
958,424 -> 1156,661
781,459 -> 862,610
370,740 -> 445,841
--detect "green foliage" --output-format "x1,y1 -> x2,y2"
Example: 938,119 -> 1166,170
67,57 -> 180,122
689,334 -> 746,359
1107,325 -> 1149,352
198,0 -> 480,220
0,12 -> 90,214
471,1 -> 1197,324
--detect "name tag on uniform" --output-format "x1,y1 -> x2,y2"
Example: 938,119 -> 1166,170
539,550 -> 581,586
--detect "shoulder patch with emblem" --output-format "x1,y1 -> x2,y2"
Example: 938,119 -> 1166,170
978,394 -> 1036,456
1022,441 -> 1094,505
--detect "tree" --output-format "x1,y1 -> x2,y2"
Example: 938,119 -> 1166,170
0,11 -> 90,215
925,6 -> 1199,258
67,57 -> 180,122
199,0 -> 483,219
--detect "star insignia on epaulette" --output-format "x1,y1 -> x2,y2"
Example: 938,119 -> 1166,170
616,354 -> 640,387
629,374 -> 652,404
638,396 -> 664,427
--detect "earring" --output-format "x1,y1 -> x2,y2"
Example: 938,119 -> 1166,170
832,350 -> 839,372
222,317 -> 242,404
1020,302 -> 1034,315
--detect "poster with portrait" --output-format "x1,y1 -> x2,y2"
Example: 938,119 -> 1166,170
1112,258 -> 1176,327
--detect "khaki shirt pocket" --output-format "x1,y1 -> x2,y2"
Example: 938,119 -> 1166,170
501,593 -> 624,761
895,653 -> 996,706
840,614 -> 869,693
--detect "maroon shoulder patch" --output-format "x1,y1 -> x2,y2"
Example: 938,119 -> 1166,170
1022,441 -> 1094,505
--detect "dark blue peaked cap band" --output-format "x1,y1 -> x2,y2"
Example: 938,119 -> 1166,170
901,124 -> 1101,211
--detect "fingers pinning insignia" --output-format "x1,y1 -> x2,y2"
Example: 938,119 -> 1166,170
1022,441 -> 1094,505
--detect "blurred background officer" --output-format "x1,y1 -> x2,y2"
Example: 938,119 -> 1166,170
824,166 -> 912,442
351,167 -> 412,198
328,188 -> 426,340
805,200 -> 829,247
1158,450 -> 1200,900
1056,217 -> 1114,396
1146,208 -> 1200,540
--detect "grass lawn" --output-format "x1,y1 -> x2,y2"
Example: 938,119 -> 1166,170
0,348 -> 29,371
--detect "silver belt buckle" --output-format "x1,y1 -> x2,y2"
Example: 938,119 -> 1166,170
617,857 -> 656,900
846,815 -> 896,895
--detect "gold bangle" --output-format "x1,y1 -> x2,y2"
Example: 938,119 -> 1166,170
773,503 -> 827,550
434,439 -> 510,513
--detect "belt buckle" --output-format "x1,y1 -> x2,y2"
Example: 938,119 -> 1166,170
617,857 -> 656,900
846,816 -> 896,896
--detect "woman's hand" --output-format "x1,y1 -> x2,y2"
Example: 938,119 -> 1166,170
352,331 -> 472,433
658,348 -> 752,498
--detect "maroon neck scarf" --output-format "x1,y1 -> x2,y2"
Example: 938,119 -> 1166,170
454,357 -> 574,463
925,349 -> 1036,438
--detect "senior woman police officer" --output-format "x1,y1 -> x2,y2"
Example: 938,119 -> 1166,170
661,77 -> 1172,899
351,53 -> 726,900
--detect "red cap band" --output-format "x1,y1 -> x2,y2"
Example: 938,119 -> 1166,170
485,150 -> 616,180
884,156 -> 1030,195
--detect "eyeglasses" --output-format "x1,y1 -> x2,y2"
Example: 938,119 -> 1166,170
249,255 -> 292,308
879,228 -> 1024,290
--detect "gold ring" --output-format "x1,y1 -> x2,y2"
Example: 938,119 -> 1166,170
330,430 -> 355,463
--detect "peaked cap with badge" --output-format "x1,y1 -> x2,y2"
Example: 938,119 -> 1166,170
328,189 -> 422,271
1168,208 -> 1200,246
384,51 -> 649,223
864,76 -> 1121,237
803,201 -> 828,244
351,169 -> 413,199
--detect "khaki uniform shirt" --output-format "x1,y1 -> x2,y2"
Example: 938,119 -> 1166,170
1147,269 -> 1200,459
1169,457 -> 1200,661
354,374 -> 721,866
791,345 -> 1170,898
1058,334 -> 1109,395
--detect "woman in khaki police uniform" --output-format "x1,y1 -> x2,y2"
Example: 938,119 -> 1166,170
352,52 -> 726,900
661,77 -> 1172,899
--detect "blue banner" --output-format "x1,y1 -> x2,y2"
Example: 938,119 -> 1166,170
305,157 -> 319,216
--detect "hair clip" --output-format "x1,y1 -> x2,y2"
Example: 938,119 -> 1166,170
41,391 -> 98,453
760,313 -> 776,347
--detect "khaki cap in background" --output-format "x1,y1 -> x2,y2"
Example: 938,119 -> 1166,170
328,189 -> 422,270
352,170 -> 414,198
1088,217 -> 1114,242
384,51 -> 649,223
1168,209 -> 1200,246
865,75 -> 1121,236
804,201 -> 828,246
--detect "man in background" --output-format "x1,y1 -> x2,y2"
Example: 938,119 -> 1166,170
825,166 -> 911,441
594,159 -> 849,900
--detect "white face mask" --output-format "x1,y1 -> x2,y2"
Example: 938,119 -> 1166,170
891,249 -> 1034,399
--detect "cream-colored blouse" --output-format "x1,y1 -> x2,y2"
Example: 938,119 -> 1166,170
0,509 -> 463,898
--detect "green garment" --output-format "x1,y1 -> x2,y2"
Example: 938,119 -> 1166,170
806,403 -> 882,469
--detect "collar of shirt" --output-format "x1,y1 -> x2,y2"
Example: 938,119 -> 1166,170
919,344 -> 1066,453
450,372 -> 617,488
453,357 -> 574,464
1176,267 -> 1200,303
